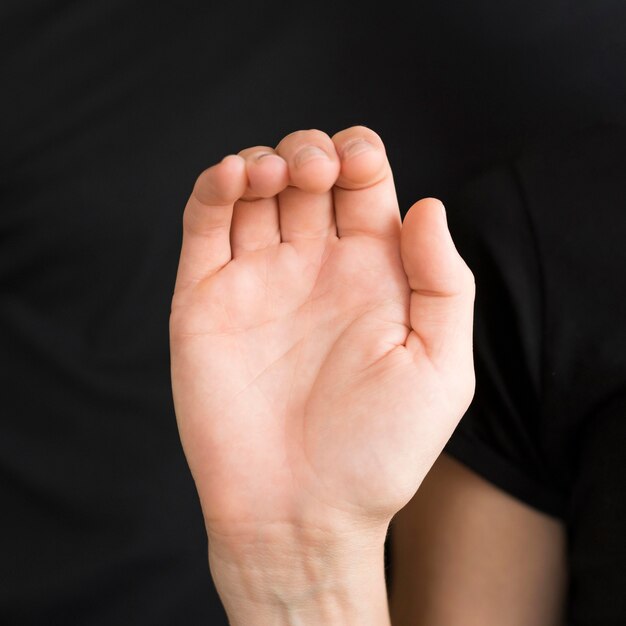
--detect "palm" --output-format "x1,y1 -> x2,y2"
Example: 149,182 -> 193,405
170,127 -> 475,540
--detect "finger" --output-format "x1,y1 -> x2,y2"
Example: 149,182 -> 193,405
237,146 -> 289,201
231,147 -> 288,256
400,198 -> 475,367
275,129 -> 340,243
175,155 -> 246,291
331,126 -> 401,239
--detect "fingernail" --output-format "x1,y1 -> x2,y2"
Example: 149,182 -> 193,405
254,152 -> 275,161
341,139 -> 373,158
294,145 -> 329,167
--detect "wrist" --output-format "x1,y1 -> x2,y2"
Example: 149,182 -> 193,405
207,522 -> 391,626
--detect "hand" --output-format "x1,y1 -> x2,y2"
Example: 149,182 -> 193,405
169,126 -> 475,621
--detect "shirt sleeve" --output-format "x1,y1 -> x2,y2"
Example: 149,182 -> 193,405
443,163 -> 566,518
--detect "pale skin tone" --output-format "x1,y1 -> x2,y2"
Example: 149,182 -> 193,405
170,125 -> 564,624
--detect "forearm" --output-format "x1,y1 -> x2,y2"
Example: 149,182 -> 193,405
208,522 -> 391,626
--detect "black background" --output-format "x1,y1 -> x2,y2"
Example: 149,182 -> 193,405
1,1 -> 625,623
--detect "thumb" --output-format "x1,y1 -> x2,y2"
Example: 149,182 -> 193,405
400,197 -> 475,367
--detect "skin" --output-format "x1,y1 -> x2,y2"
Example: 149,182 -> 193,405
169,126 -> 476,624
390,453 -> 568,626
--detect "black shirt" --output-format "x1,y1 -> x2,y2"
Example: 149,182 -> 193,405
445,124 -> 626,625
2,1 -> 625,624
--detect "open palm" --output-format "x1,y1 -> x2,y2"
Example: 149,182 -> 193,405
170,127 -> 475,545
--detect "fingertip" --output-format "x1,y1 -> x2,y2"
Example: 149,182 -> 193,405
194,155 -> 247,206
401,197 -> 461,295
403,197 -> 447,230
423,196 -> 446,216
337,144 -> 387,189
288,153 -> 340,194
245,153 -> 289,198
332,127 -> 389,190
332,125 -> 385,148
276,129 -> 340,194
219,153 -> 247,177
